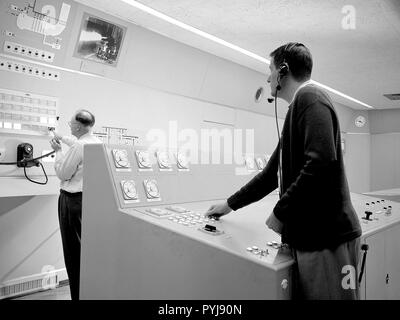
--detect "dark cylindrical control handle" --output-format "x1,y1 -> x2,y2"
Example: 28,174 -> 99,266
364,211 -> 373,220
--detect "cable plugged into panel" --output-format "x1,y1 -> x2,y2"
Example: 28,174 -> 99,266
4,41 -> 55,63
0,57 -> 60,81
17,143 -> 38,168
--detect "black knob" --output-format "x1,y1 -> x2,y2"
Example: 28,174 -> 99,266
363,211 -> 373,221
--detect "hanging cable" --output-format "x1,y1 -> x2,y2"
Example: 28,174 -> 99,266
274,77 -> 284,198
23,162 -> 49,185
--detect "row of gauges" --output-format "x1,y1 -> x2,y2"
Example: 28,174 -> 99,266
112,149 -> 189,171
245,155 -> 271,171
121,179 -> 160,201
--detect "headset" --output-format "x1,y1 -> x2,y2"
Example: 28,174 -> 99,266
277,42 -> 303,88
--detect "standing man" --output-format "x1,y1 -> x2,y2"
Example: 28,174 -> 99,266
50,109 -> 101,300
205,43 -> 362,299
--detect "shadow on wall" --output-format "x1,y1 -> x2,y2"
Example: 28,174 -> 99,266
0,196 -> 34,217
0,227 -> 60,283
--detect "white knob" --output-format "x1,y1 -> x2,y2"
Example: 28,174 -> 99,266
281,279 -> 288,290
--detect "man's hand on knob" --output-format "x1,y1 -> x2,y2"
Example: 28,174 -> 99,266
204,201 -> 232,220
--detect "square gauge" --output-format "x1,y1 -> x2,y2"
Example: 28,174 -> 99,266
176,152 -> 189,170
143,179 -> 161,201
135,150 -> 152,169
156,151 -> 172,170
244,156 -> 255,171
255,157 -> 265,170
112,149 -> 131,168
120,180 -> 139,201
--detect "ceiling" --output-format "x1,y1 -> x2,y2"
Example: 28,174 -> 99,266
76,0 -> 400,110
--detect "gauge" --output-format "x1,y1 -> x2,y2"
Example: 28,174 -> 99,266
245,157 -> 255,170
156,151 -> 171,169
255,157 -> 265,170
121,180 -> 138,200
112,149 -> 130,168
136,150 -> 152,168
355,115 -> 366,128
176,152 -> 189,169
143,179 -> 160,199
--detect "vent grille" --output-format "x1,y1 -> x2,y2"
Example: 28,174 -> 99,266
383,93 -> 400,101
0,271 -> 60,299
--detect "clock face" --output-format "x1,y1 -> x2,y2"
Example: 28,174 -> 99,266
355,115 -> 366,128
144,179 -> 160,198
121,180 -> 138,200
112,149 -> 130,168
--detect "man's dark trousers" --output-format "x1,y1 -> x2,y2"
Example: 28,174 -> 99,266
58,189 -> 82,301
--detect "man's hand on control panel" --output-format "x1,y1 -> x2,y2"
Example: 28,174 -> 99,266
205,201 -> 232,220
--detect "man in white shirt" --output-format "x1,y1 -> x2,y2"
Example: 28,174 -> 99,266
50,109 -> 101,300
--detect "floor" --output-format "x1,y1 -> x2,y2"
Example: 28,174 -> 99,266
12,283 -> 71,300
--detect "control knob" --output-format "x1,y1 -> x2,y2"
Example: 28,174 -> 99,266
363,211 -> 373,221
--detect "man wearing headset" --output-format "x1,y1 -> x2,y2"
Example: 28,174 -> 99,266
205,43 -> 362,299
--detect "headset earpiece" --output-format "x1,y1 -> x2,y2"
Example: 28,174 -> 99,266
279,62 -> 289,76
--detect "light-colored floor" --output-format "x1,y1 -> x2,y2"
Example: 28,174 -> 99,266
13,284 -> 71,300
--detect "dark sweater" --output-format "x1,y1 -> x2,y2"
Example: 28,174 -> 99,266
228,85 -> 361,251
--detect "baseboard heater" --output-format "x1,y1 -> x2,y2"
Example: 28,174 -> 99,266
0,268 -> 67,299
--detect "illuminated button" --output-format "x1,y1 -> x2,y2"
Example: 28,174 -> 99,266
252,246 -> 259,250
267,242 -> 273,246
246,247 -> 253,252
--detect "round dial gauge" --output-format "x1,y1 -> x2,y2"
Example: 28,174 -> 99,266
136,151 -> 151,168
144,179 -> 160,198
157,151 -> 171,168
355,115 -> 366,128
112,149 -> 130,168
121,180 -> 138,200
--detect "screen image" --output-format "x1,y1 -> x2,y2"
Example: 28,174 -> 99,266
75,13 -> 126,66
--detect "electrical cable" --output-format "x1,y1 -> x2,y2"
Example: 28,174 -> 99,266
274,76 -> 284,198
23,161 -> 49,185
0,150 -> 55,166
0,149 -> 54,185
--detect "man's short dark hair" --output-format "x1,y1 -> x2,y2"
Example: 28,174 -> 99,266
75,109 -> 95,127
270,42 -> 313,82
